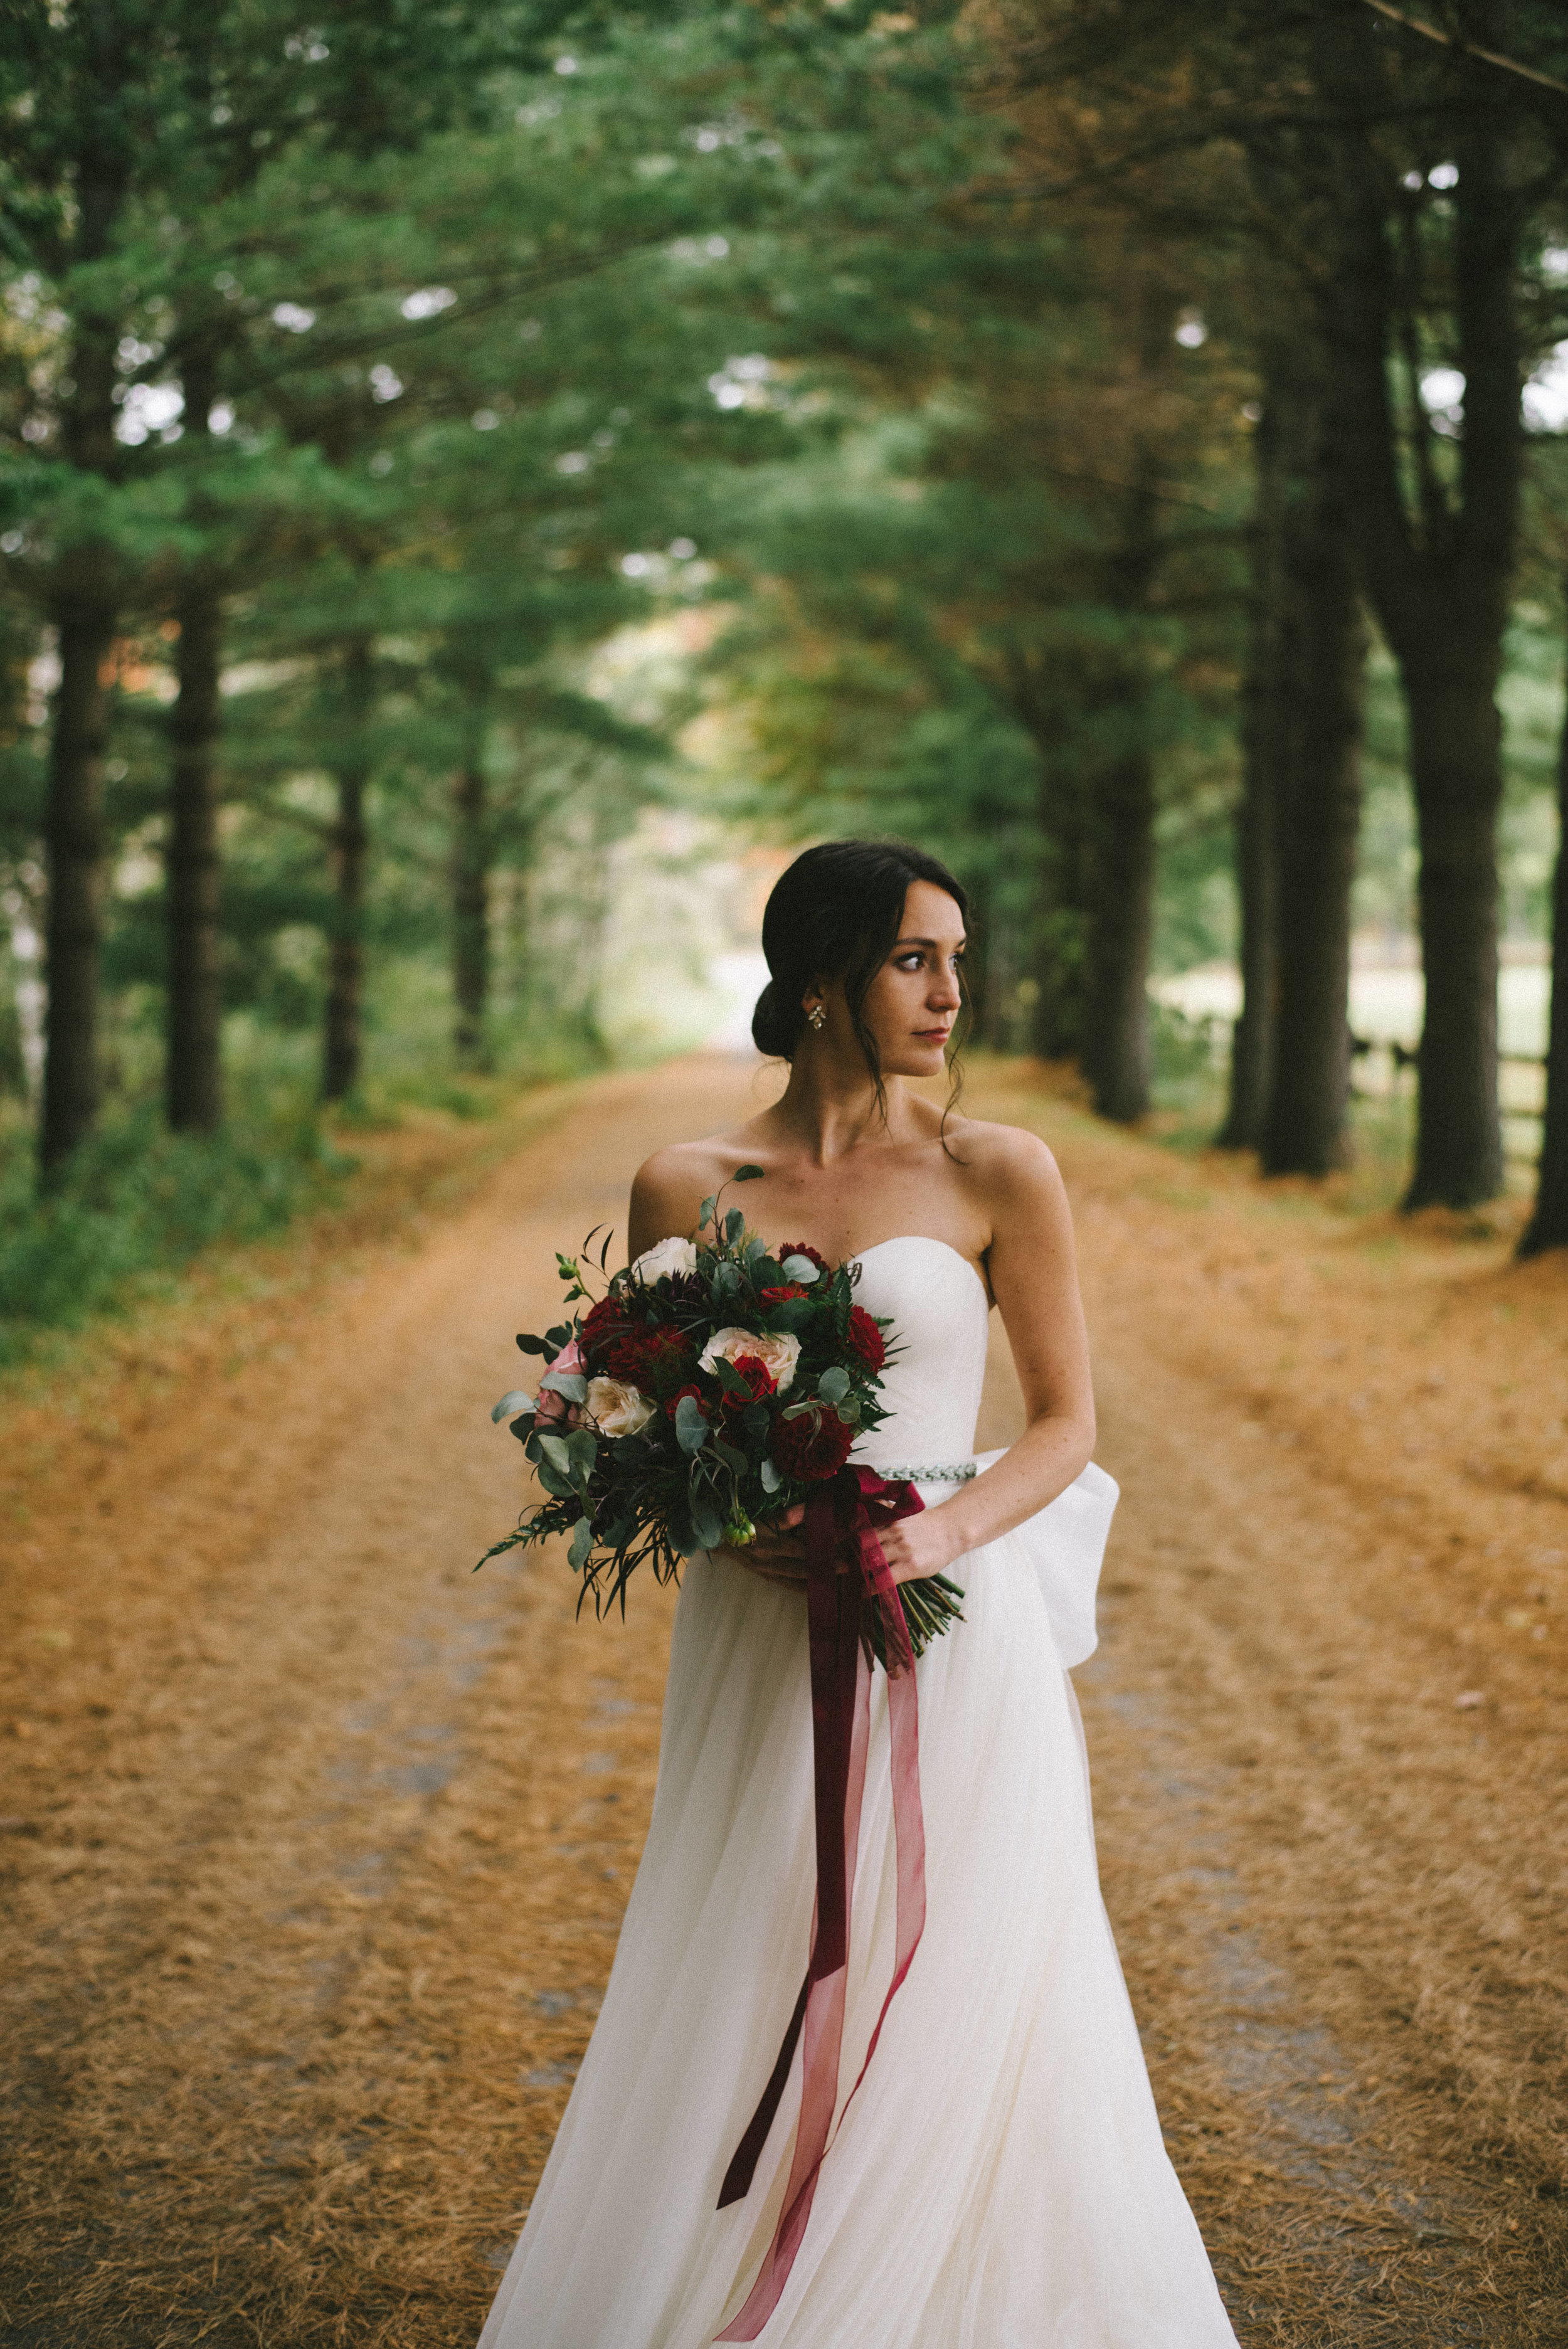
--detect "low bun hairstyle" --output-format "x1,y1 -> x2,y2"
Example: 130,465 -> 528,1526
750,977 -> 800,1060
751,839 -> 971,1110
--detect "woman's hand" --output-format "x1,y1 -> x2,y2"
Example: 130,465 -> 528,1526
734,1504 -> 808,1586
873,1502 -> 967,1586
728,1496 -> 966,1588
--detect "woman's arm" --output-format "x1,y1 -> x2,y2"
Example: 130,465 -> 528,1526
871,1128 -> 1096,1586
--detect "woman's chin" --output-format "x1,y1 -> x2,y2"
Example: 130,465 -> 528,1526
884,1042 -> 951,1081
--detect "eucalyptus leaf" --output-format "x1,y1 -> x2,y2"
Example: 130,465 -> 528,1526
734,1164 -> 765,1182
724,1207 -> 745,1244
817,1365 -> 850,1404
712,1436 -> 747,1473
770,1298 -> 816,1332
690,1500 -> 724,1551
565,1430 -> 599,1479
568,1517 -> 595,1570
699,1194 -> 717,1232
783,1254 -> 822,1284
539,1367 -> 588,1402
491,1390 -> 534,1423
515,1332 -> 548,1355
759,1457 -> 781,1494
538,1434 -> 573,1476
675,1394 -> 710,1455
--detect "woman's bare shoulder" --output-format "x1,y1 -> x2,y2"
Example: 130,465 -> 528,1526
944,1113 -> 1070,1222
629,1129 -> 765,1248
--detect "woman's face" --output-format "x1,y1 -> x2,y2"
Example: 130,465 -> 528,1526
840,879 -> 965,1081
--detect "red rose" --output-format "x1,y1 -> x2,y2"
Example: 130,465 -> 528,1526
771,1406 -> 855,1482
719,1353 -> 777,1413
760,1283 -> 808,1304
777,1243 -> 829,1277
845,1305 -> 886,1371
665,1381 -> 705,1424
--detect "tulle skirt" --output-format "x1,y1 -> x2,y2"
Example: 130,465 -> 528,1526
478,1501 -> 1239,2348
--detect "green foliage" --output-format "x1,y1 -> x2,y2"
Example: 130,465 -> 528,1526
0,0 -> 1565,1253
0,1097 -> 349,1362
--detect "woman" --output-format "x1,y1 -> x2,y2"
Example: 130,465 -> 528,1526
479,839 -> 1239,2346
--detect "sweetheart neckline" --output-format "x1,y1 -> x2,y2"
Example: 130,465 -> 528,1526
852,1234 -> 991,1308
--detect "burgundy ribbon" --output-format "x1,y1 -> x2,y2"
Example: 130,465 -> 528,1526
714,1466 -> 928,2343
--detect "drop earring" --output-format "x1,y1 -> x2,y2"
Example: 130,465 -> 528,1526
807,1002 -> 827,1031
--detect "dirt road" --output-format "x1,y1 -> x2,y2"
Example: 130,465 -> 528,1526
3,1056 -> 1565,2346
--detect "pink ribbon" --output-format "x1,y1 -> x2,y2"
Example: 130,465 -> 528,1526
714,1468 -> 927,2341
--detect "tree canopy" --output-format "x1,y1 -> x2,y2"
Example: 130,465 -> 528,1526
3,0 -> 1568,1268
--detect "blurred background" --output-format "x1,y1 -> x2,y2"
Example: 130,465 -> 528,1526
4,0 -> 1568,1355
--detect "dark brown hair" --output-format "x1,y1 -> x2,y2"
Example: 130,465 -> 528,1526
751,838 -> 971,1120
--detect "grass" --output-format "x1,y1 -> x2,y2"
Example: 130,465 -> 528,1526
0,1026 -> 608,1374
0,1099 -> 354,1365
1141,1005 -> 1541,1221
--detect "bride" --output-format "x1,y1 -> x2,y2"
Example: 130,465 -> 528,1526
478,839 -> 1239,2346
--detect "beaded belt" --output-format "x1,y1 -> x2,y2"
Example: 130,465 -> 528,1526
876,1461 -> 977,1485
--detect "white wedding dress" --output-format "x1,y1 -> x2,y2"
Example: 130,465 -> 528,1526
478,1238 -> 1239,2347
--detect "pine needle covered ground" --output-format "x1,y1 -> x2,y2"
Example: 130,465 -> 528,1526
2,1056 -> 1565,2346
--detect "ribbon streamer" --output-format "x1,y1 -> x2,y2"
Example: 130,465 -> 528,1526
715,1466 -> 928,2341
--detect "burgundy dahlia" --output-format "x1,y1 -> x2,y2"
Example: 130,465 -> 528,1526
608,1325 -> 694,1386
845,1305 -> 886,1371
771,1407 -> 855,1482
580,1296 -> 630,1359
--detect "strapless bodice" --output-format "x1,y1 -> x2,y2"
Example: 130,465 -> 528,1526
841,1233 -> 1118,1673
847,1237 -> 991,1470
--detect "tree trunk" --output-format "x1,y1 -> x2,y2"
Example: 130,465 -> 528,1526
1081,742 -> 1155,1121
1079,442 -> 1161,1125
451,756 -> 490,1068
166,580 -> 224,1132
166,337 -> 225,1133
1519,610 -> 1568,1258
1402,658 -> 1505,1207
1028,769 -> 1088,1061
1263,389 -> 1366,1177
39,311 -> 122,1176
1319,115 -> 1517,1208
40,600 -> 115,1172
322,641 -> 373,1103
1218,396 -> 1286,1150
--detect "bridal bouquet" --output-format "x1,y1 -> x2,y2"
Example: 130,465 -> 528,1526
477,1169 -> 965,1662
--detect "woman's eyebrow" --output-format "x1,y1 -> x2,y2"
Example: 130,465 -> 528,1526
892,935 -> 967,950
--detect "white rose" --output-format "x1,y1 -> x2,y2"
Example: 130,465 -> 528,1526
631,1236 -> 698,1283
583,1376 -> 656,1438
698,1325 -> 801,1395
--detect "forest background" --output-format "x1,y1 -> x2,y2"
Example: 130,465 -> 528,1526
5,0 -> 1568,1360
